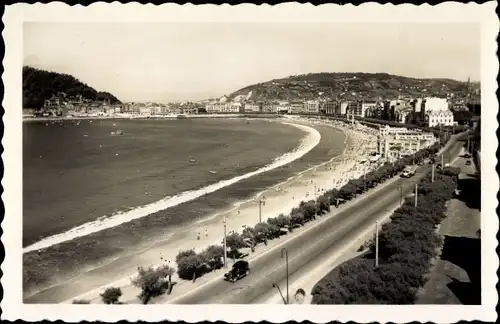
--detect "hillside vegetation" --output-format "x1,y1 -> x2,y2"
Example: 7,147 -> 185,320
229,73 -> 476,102
23,66 -> 121,109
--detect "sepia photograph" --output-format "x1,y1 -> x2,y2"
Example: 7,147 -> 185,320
1,2 -> 498,323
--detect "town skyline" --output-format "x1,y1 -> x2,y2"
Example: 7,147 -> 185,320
24,22 -> 480,103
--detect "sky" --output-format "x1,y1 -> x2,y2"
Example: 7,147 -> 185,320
23,22 -> 480,103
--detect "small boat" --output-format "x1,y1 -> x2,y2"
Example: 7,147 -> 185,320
209,170 -> 217,174
111,130 -> 123,136
189,158 -> 197,163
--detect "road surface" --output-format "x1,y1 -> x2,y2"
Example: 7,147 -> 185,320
168,134 -> 464,304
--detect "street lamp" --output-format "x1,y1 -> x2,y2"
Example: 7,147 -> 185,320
223,214 -> 228,268
281,248 -> 289,305
258,198 -> 266,223
272,283 -> 287,305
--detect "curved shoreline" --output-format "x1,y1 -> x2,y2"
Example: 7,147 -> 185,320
57,119 -> 375,304
24,119 -> 375,304
24,120 -> 319,253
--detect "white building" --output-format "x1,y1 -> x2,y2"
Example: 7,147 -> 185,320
244,102 -> 260,112
414,98 -> 424,113
377,126 -> 436,160
339,102 -> 349,115
423,97 -> 449,113
426,110 -> 454,127
320,101 -> 337,115
304,100 -> 320,113
290,101 -> 306,114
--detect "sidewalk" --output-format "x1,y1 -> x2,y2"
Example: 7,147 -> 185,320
415,147 -> 481,304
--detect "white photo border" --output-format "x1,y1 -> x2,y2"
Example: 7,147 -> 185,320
2,2 -> 498,322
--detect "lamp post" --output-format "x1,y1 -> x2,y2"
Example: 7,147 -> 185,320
398,184 -> 403,206
272,283 -> 287,305
281,248 -> 289,305
414,183 -> 418,208
223,214 -> 228,268
375,221 -> 379,268
258,198 -> 266,223
431,163 -> 435,183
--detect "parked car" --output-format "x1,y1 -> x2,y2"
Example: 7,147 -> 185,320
466,160 -> 472,165
224,260 -> 250,283
464,153 -> 472,158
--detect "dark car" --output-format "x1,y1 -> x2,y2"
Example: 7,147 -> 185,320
464,154 -> 472,158
224,260 -> 250,283
466,160 -> 472,165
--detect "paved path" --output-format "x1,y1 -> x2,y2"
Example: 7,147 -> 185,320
415,146 -> 481,304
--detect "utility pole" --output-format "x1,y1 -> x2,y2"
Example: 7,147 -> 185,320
375,221 -> 379,268
258,199 -> 265,223
223,214 -> 228,268
431,163 -> 435,183
441,153 -> 444,167
414,183 -> 418,208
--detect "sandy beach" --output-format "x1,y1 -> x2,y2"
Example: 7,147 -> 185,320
59,117 -> 378,304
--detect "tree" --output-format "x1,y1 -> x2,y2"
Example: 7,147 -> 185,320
22,66 -> 121,109
300,200 -> 318,220
339,183 -> 357,200
226,232 -> 246,258
290,211 -> 305,227
176,249 -> 196,264
176,254 -> 206,281
201,245 -> 224,270
100,287 -> 122,304
267,213 -> 291,232
316,195 -> 330,214
131,265 -> 174,304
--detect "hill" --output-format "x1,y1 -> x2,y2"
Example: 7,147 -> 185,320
23,66 -> 121,109
228,72 -> 478,102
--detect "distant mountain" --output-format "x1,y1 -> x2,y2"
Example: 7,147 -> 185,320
228,72 -> 478,102
23,66 -> 121,109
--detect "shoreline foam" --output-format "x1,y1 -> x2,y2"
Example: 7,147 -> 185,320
24,121 -> 319,253
45,119 -> 375,304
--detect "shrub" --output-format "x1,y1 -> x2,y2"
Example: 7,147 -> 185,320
311,169 -> 458,304
131,265 -> 174,304
176,254 -> 206,281
300,200 -> 318,220
267,213 -> 291,230
176,249 -> 196,264
290,211 -> 305,227
339,183 -> 357,200
100,287 -> 122,304
316,195 -> 330,214
201,245 -> 224,270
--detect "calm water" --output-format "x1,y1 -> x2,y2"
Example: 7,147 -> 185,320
23,118 -> 305,246
23,118 -> 347,295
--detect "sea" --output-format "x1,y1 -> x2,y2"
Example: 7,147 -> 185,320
23,117 -> 347,296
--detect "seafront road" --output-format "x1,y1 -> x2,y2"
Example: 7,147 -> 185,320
168,134 -> 465,304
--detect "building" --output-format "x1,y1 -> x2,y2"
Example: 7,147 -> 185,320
289,101 -> 306,114
276,101 -> 290,114
320,101 -> 338,115
361,102 -> 377,118
347,101 -> 364,117
304,100 -> 320,114
338,102 -> 349,116
262,102 -> 276,113
244,102 -> 260,113
423,97 -> 449,113
377,126 -> 436,160
426,110 -> 454,127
